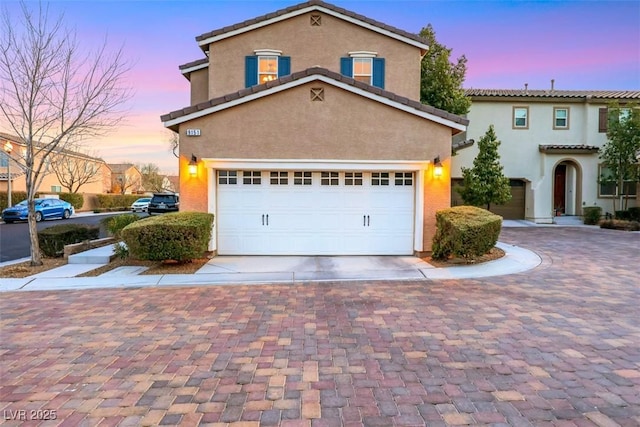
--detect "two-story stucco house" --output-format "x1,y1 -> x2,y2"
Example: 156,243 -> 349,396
451,88 -> 640,222
161,0 -> 467,255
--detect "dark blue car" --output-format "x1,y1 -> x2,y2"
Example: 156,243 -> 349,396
2,198 -> 75,223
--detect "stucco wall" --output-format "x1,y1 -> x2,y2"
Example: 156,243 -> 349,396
205,11 -> 421,101
190,68 -> 209,106
179,82 -> 449,162
452,99 -> 637,222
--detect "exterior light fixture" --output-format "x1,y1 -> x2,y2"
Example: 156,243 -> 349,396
188,154 -> 198,177
3,140 -> 13,207
433,156 -> 443,178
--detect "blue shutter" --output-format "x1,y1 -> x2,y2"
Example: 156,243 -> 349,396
245,56 -> 258,87
278,56 -> 290,77
372,57 -> 385,89
340,57 -> 353,77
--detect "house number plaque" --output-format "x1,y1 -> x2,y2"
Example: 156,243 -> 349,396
186,129 -> 201,136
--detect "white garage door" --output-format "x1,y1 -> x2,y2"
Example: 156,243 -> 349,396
216,170 -> 414,255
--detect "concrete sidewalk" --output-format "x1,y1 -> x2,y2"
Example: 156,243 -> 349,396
0,241 -> 542,292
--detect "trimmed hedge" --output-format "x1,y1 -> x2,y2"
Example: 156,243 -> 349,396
600,219 -> 640,231
615,208 -> 640,222
1,191 -> 29,211
95,194 -> 142,210
58,192 -> 84,210
121,212 -> 214,262
38,223 -> 100,257
431,206 -> 502,260
582,206 -> 602,225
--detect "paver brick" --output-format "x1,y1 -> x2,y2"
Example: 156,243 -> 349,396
1,228 -> 639,426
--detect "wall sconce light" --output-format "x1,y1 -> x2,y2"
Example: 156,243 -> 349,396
433,156 -> 443,178
188,154 -> 198,177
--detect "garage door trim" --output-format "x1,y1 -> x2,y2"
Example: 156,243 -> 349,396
205,159 -> 430,253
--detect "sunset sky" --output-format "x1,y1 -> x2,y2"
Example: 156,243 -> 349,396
3,0 -> 639,174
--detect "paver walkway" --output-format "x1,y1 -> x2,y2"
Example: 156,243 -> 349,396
1,227 -> 639,426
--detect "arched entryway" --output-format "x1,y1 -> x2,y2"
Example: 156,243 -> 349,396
553,160 -> 582,216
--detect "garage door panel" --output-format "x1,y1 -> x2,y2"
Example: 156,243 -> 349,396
217,170 -> 414,255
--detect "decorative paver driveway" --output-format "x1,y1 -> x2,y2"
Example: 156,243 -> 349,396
1,227 -> 639,426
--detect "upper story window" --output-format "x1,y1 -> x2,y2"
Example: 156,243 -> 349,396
554,107 -> 569,129
340,51 -> 385,89
259,56 -> 278,83
245,49 -> 291,88
513,106 -> 529,129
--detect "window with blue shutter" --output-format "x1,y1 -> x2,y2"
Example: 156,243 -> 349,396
245,56 -> 258,88
372,58 -> 385,89
340,57 -> 353,77
278,56 -> 290,77
340,56 -> 385,89
246,55 -> 291,87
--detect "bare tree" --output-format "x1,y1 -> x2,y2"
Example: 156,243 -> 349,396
137,162 -> 164,192
168,131 -> 179,158
0,2 -> 131,265
50,149 -> 103,193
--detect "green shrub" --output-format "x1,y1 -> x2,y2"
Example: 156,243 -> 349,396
121,212 -> 214,262
58,192 -> 84,210
101,213 -> 142,239
615,210 -> 631,220
1,191 -> 29,211
38,223 -> 100,257
629,207 -> 640,222
582,206 -> 602,225
600,219 -> 640,231
113,242 -> 130,259
95,194 -> 141,210
431,206 -> 502,260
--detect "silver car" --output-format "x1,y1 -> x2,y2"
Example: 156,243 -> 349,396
130,197 -> 151,213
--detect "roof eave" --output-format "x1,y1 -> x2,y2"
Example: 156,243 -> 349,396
196,3 -> 429,52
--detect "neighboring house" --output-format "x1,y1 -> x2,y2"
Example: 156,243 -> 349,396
451,88 -> 640,222
108,163 -> 144,194
161,0 -> 467,256
162,175 -> 179,193
0,132 -> 111,196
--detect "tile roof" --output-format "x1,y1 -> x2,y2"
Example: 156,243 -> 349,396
538,144 -> 600,153
107,163 -> 137,174
178,58 -> 208,71
465,89 -> 640,100
160,67 -> 468,128
0,132 -> 106,162
195,0 -> 428,49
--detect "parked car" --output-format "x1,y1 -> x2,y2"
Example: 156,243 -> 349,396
2,198 -> 74,223
130,197 -> 151,213
147,193 -> 179,215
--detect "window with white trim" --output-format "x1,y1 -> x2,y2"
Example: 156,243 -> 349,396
513,107 -> 529,129
270,171 -> 288,185
345,172 -> 363,186
353,58 -> 372,84
394,172 -> 412,186
243,171 -> 261,185
51,185 -> 61,193
321,171 -> 339,186
258,56 -> 278,84
218,171 -> 237,185
372,172 -> 389,186
294,171 -> 312,185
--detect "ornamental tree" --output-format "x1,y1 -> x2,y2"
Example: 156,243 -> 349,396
599,103 -> 640,211
457,125 -> 511,210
